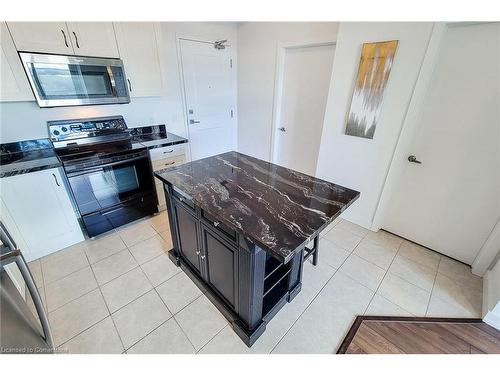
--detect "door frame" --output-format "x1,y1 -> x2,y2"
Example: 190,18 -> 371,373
175,34 -> 237,161
269,40 -> 336,165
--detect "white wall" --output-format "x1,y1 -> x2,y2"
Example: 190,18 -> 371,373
236,22 -> 339,161
0,22 -> 237,143
315,22 -> 434,228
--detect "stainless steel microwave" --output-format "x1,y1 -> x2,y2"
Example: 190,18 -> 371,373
18,52 -> 131,108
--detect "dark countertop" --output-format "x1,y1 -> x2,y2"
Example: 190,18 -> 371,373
154,151 -> 360,262
0,139 -> 61,178
129,125 -> 188,150
0,129 -> 188,178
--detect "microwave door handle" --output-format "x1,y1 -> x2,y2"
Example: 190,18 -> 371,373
106,66 -> 118,96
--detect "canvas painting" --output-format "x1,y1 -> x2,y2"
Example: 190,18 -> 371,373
345,40 -> 398,139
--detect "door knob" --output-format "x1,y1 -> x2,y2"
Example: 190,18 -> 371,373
278,127 -> 286,132
408,155 -> 422,164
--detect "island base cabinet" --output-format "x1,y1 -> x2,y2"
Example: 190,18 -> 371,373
164,184 -> 303,347
201,225 -> 239,310
172,200 -> 202,275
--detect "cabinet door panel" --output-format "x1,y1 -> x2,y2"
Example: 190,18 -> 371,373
66,22 -> 119,58
0,23 -> 33,101
173,199 -> 201,274
114,22 -> 164,97
202,226 -> 238,308
7,22 -> 74,54
0,168 -> 83,261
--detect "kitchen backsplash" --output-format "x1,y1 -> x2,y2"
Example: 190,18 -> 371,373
0,97 -> 187,143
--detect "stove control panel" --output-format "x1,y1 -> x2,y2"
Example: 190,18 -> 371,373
48,116 -> 128,142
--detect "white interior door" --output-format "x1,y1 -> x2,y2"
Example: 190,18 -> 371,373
273,44 -> 335,175
179,39 -> 236,161
383,23 -> 500,264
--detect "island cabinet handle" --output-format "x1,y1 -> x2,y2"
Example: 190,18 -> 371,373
213,221 -> 220,227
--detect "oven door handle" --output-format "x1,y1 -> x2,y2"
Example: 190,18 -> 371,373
66,154 -> 148,177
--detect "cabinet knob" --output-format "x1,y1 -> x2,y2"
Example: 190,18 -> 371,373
213,221 -> 220,227
196,250 -> 200,255
200,255 -> 206,260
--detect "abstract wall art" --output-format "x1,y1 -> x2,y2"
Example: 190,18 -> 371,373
345,40 -> 398,139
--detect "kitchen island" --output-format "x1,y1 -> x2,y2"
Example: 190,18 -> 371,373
154,151 -> 359,346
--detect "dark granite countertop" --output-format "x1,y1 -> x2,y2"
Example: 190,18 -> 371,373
0,139 -> 61,178
129,125 -> 188,150
154,151 -> 360,262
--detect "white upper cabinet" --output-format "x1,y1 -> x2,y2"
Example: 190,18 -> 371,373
7,22 -> 119,58
0,23 -> 34,101
66,22 -> 119,58
0,168 -> 84,261
7,22 -> 74,54
114,22 -> 165,97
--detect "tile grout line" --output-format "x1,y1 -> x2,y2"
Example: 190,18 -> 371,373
269,261 -> 346,354
39,260 -> 48,309
126,316 -> 177,353
425,256 -> 442,317
56,314 -> 111,351
361,240 -> 405,316
126,290 -> 204,352
39,217 -> 170,351
195,321 -> 229,354
269,230 -> 373,354
84,248 -> 127,353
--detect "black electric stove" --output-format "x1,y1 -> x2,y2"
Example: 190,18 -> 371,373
49,116 -> 158,238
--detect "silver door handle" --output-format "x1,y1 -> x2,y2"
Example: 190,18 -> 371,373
189,119 -> 200,124
408,155 -> 422,164
278,127 -> 286,132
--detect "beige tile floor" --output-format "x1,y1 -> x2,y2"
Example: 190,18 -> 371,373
28,214 -> 484,354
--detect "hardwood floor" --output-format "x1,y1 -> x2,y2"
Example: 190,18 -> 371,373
337,316 -> 500,354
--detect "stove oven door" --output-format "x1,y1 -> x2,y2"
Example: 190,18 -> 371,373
66,152 -> 157,236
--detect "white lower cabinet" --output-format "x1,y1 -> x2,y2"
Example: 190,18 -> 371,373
0,168 -> 84,261
150,144 -> 186,211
